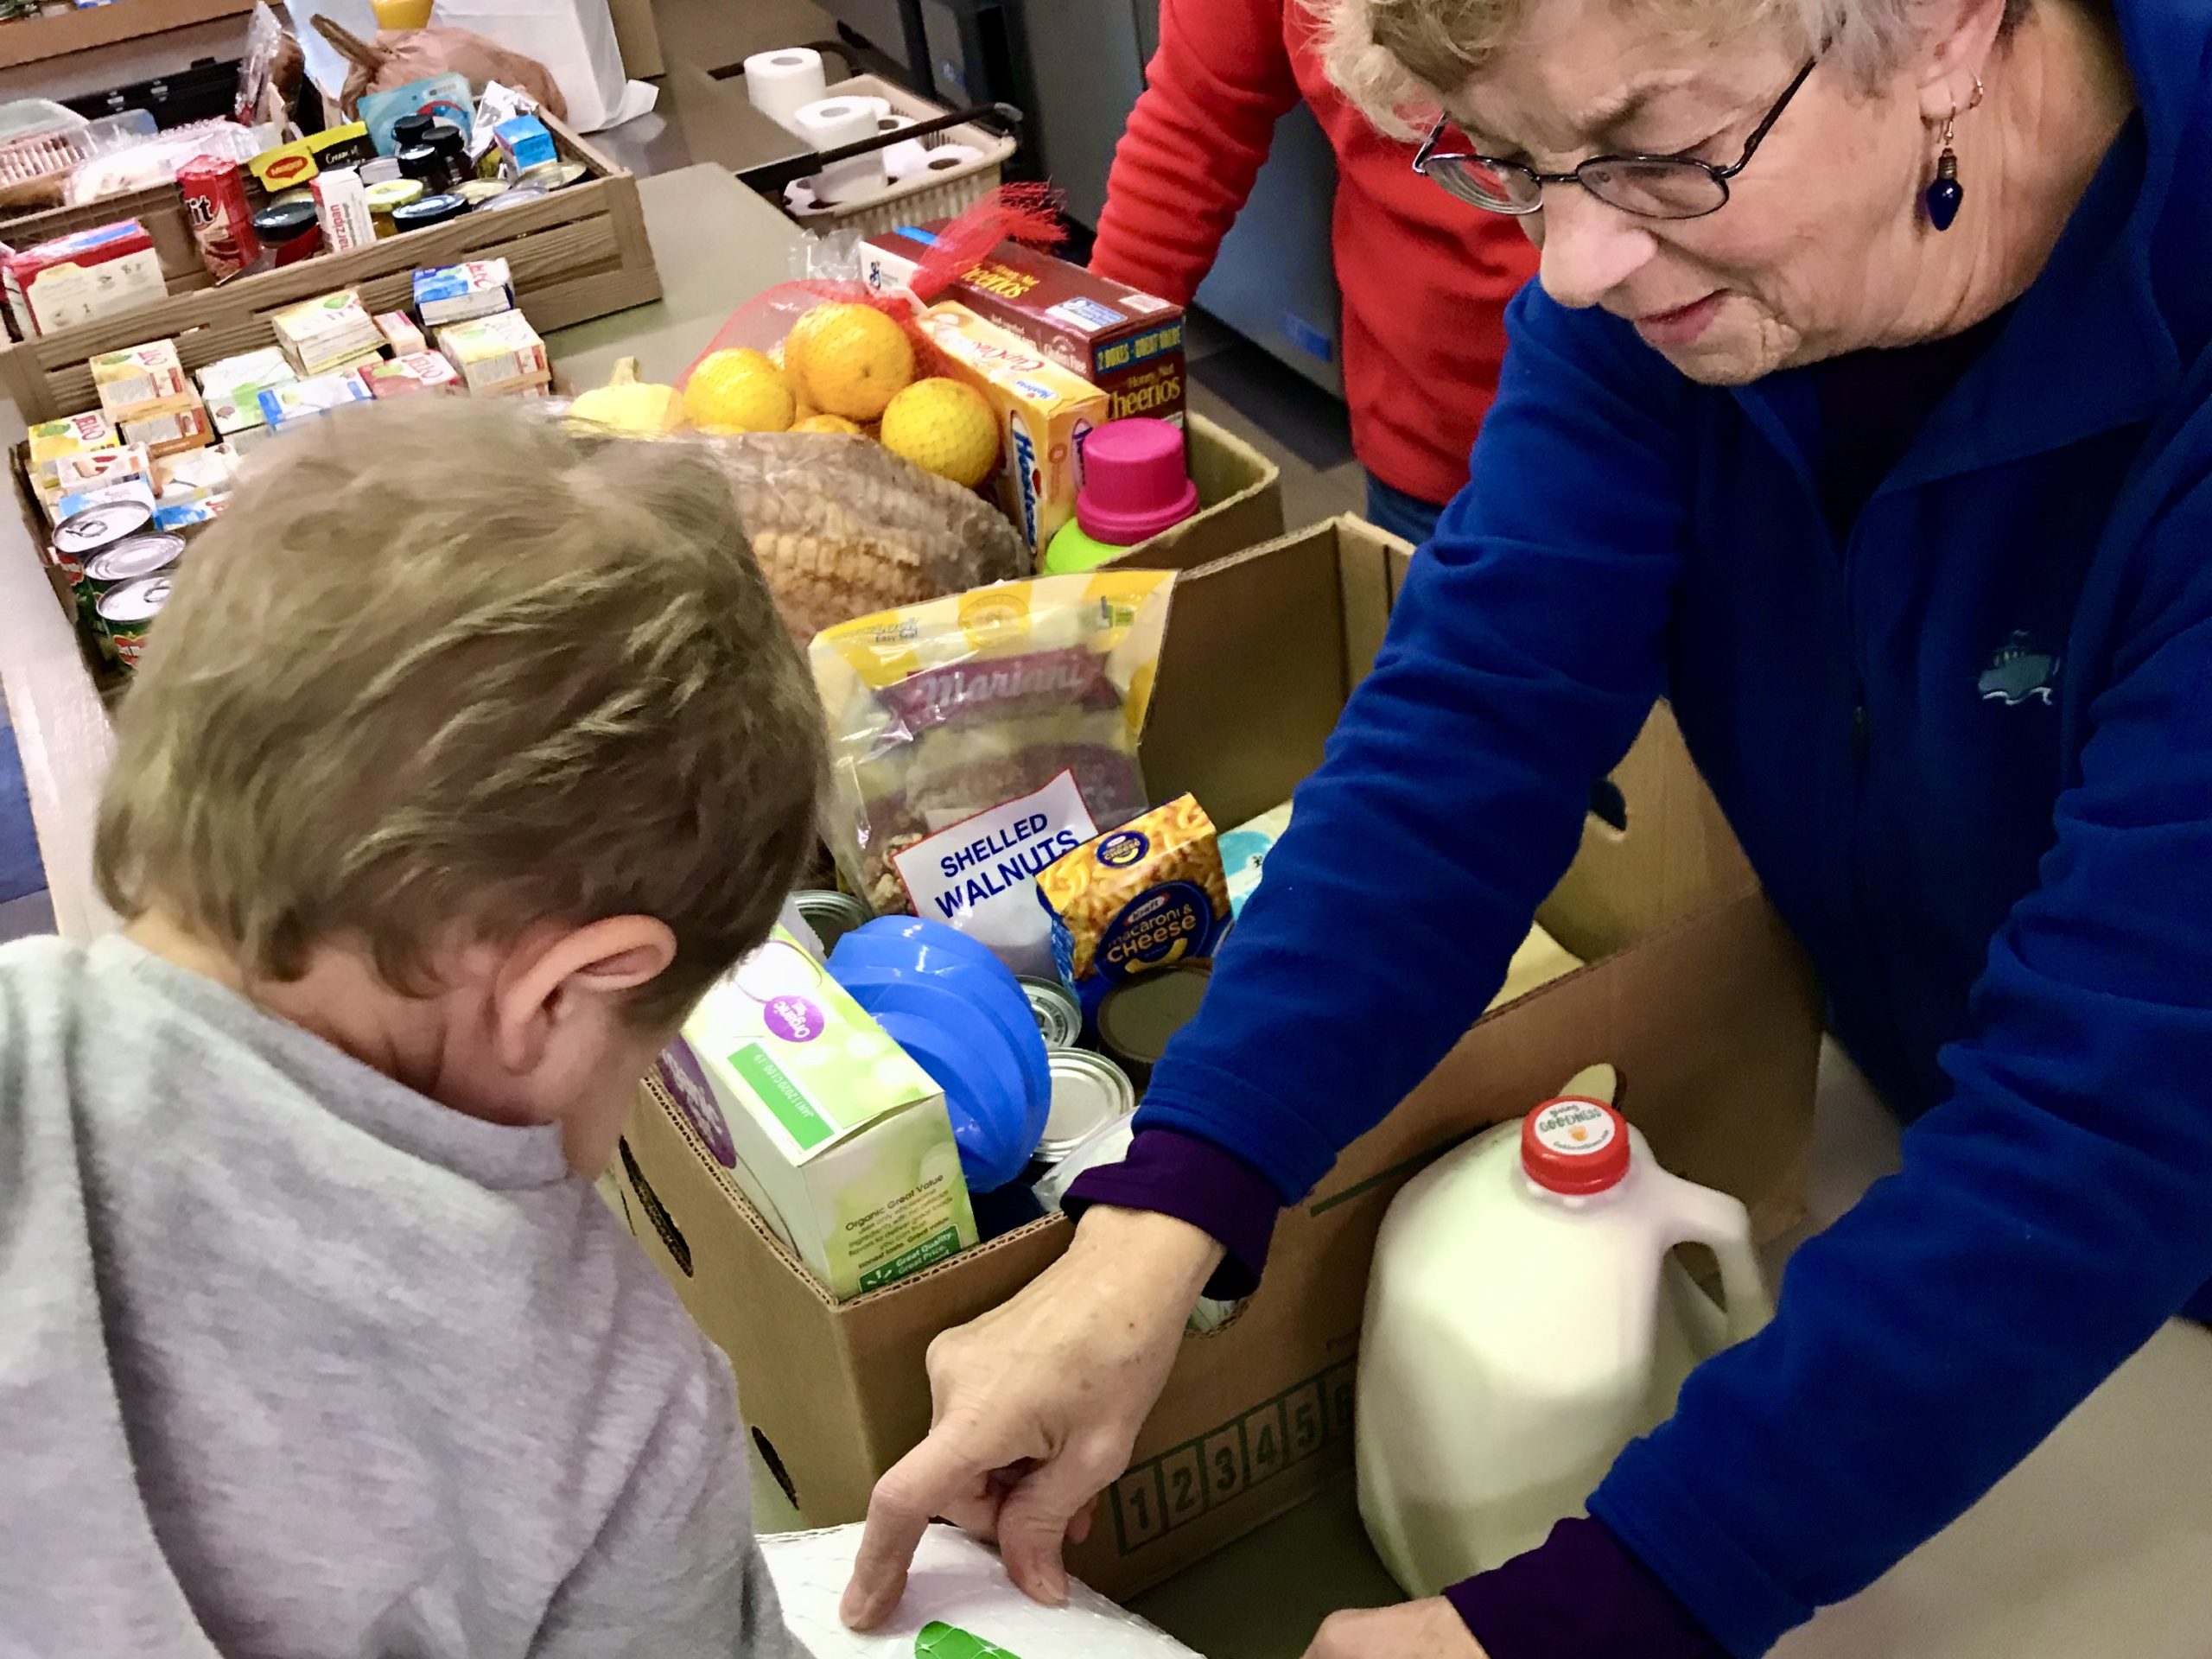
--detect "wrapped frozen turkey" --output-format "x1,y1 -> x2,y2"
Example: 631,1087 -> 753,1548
707,430 -> 1030,645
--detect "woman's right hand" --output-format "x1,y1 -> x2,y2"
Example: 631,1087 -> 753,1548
839,1205 -> 1224,1629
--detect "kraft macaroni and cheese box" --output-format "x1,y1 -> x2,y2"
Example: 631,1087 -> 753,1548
655,928 -> 978,1300
912,302 -> 1110,556
1037,795 -> 1230,1024
863,227 -> 1186,426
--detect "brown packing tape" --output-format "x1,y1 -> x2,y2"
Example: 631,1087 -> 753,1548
612,513 -> 1821,1598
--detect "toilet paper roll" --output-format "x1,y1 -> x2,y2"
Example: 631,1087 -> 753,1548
847,96 -> 893,124
743,48 -> 827,134
881,139 -> 931,180
876,112 -> 916,133
908,143 -> 986,181
792,96 -> 886,199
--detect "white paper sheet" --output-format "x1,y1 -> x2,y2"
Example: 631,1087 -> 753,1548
761,1525 -> 1204,1657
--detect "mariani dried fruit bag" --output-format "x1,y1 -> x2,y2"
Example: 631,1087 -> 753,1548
811,571 -> 1176,977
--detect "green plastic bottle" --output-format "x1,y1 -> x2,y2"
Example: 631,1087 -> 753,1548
915,1621 -> 1025,1658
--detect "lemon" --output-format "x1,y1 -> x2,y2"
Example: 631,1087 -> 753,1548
788,302 -> 914,422
683,347 -> 794,433
793,413 -> 865,435
877,378 -> 999,487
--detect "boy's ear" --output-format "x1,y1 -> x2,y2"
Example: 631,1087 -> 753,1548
492,915 -> 677,1072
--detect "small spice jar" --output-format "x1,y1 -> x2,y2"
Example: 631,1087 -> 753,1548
248,198 -> 322,267
388,191 -> 469,233
364,177 -> 425,238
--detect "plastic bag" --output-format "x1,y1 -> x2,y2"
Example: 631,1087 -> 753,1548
681,184 -> 1070,389
426,0 -> 653,130
810,571 -> 1174,978
708,430 -> 1027,645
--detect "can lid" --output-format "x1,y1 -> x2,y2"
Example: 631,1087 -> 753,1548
365,179 -> 425,211
83,533 -> 182,582
393,193 -> 468,226
54,499 -> 154,556
98,575 -> 172,624
1521,1096 -> 1630,1194
1039,1050 -> 1135,1154
251,199 -> 319,240
1096,960 -> 1211,1067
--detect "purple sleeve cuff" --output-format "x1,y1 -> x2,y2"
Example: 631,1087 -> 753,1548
1061,1128 -> 1279,1300
1446,1517 -> 1726,1659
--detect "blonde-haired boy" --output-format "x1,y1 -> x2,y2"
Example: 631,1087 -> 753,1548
1,402 -> 820,1656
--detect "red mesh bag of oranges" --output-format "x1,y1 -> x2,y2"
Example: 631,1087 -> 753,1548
664,186 -> 1068,491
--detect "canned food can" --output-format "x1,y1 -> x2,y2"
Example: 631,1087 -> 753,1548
1015,976 -> 1082,1048
96,575 -> 173,669
520,160 -> 589,192
792,889 -> 872,956
52,498 -> 156,609
1096,959 -> 1213,1090
454,178 -> 510,207
1033,1049 -> 1137,1165
178,155 -> 261,281
82,533 -> 183,619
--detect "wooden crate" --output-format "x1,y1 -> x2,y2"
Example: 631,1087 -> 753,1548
0,112 -> 658,423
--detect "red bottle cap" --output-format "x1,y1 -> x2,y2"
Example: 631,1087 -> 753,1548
1520,1096 -> 1630,1194
1075,417 -> 1200,545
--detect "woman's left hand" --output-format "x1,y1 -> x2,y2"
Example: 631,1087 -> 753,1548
1302,1598 -> 1489,1658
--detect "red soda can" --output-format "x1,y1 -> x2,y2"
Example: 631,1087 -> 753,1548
178,155 -> 261,281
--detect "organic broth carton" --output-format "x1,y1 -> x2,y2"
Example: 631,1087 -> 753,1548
654,927 -> 977,1300
912,301 -> 1110,556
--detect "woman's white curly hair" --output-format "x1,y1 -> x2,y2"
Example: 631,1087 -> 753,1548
1313,0 -> 2029,136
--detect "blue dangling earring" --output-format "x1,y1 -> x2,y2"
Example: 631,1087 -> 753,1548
1923,75 -> 1983,232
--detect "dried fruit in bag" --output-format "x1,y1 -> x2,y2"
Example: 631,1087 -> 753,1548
811,572 -> 1176,977
706,431 -> 1027,644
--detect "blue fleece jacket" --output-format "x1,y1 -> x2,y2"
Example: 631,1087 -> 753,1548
1134,3 -> 2212,1651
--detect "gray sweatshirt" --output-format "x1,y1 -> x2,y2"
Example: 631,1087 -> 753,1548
0,935 -> 807,1659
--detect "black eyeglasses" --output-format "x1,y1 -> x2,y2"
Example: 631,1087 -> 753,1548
1413,57 -> 1820,220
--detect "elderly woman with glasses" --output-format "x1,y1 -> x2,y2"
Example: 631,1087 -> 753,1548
841,0 -> 2210,1654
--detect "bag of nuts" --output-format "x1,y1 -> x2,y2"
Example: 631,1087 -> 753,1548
810,571 -> 1174,977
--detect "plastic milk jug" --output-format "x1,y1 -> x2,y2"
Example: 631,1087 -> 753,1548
1357,1096 -> 1771,1595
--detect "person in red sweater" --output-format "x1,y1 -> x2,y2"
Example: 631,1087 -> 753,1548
1086,0 -> 1539,547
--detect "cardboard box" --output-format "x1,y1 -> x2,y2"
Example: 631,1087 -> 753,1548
438,309 -> 548,394
360,352 -> 461,399
197,347 -> 298,435
90,338 -> 191,422
375,311 -> 427,356
272,290 -> 384,378
613,515 -> 1823,1597
249,122 -> 374,193
310,168 -> 377,256
4,220 -> 165,340
120,402 -> 214,460
413,259 -> 514,327
659,926 -> 979,1301
257,372 -> 371,431
1117,412 -> 1282,574
862,228 -> 1186,426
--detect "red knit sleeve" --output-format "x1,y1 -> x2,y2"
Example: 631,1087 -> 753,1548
1087,0 -> 1303,305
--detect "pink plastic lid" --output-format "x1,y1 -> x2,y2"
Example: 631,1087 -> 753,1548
1075,418 -> 1200,545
